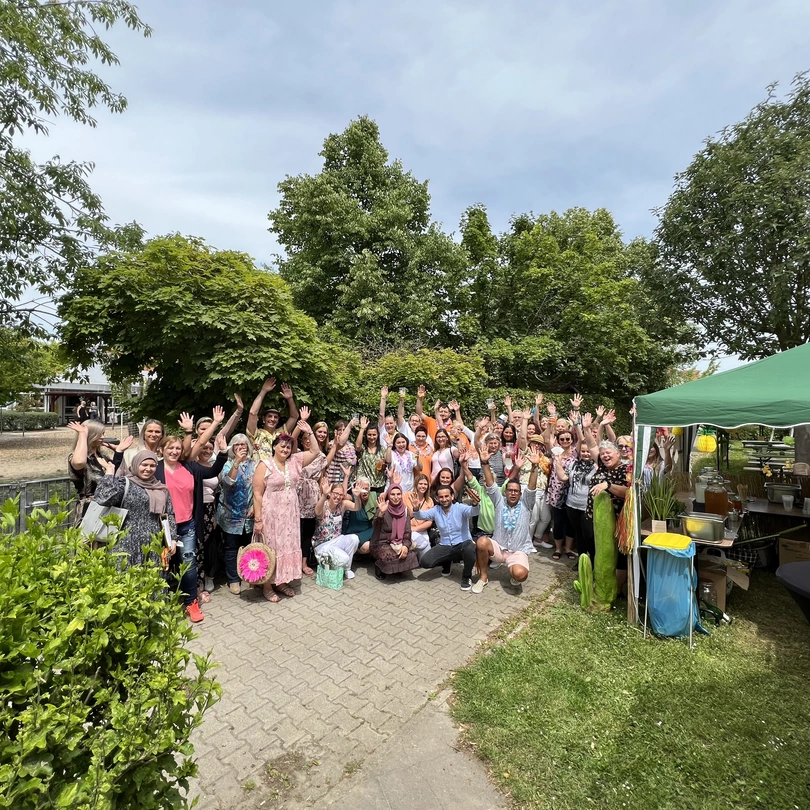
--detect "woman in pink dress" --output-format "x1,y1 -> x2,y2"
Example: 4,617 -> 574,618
253,420 -> 320,603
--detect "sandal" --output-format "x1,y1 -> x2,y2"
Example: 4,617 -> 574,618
302,565 -> 315,576
262,586 -> 281,603
566,551 -> 578,560
551,551 -> 562,561
273,584 -> 295,598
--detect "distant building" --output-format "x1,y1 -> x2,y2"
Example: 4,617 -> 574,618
37,367 -> 144,425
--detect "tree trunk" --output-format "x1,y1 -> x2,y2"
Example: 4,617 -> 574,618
795,425 -> 810,466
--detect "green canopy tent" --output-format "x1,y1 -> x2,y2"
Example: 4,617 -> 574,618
634,342 -> 810,431
628,343 -> 810,620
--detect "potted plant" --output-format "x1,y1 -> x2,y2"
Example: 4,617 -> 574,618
644,475 -> 681,533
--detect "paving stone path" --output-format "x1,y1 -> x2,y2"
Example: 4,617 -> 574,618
188,555 -> 563,809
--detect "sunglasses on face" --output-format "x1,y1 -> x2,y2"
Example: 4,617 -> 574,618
558,437 -> 572,443
619,445 -> 632,450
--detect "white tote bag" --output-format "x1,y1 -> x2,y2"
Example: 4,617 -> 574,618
80,478 -> 130,542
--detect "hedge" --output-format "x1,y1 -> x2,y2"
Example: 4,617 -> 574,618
0,411 -> 59,431
0,501 -> 220,809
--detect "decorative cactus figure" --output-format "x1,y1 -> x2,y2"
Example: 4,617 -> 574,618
592,491 -> 618,611
573,552 -> 594,608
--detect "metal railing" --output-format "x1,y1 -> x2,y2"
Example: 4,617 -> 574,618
0,477 -> 74,533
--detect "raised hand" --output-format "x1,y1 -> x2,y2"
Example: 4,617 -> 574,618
280,382 -> 293,399
595,405 -> 606,418
359,415 -> 369,430
602,409 -> 616,426
178,412 -> 194,432
523,407 -> 533,421
299,405 -> 311,421
504,394 -> 512,410
380,385 -> 389,399
546,402 -> 557,417
234,393 -> 244,410
377,492 -> 389,514
535,393 -> 544,409
215,431 -> 228,453
528,446 -> 543,466
663,435 -> 677,451
212,405 -> 225,424
478,444 -> 492,463
570,393 -> 583,410
66,421 -> 87,434
581,412 -> 593,429
458,448 -> 469,466
296,420 -> 311,435
118,435 -> 134,452
262,377 -> 277,392
568,411 -> 578,424
341,462 -> 353,478
478,415 -> 490,431
448,399 -> 460,412
514,450 -> 527,469
417,384 -> 426,399
434,399 -> 441,412
99,457 -> 115,475
320,476 -> 332,495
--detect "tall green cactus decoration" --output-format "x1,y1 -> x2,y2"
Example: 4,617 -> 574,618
573,552 -> 593,608
593,490 -> 618,611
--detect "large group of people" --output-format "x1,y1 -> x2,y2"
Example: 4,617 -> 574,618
67,378 -> 673,624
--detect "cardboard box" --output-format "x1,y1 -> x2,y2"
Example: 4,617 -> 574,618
778,537 -> 810,567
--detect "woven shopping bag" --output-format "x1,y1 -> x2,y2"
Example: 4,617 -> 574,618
315,558 -> 344,591
237,536 -> 276,586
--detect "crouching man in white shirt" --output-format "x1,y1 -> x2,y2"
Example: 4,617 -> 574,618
472,444 -> 543,593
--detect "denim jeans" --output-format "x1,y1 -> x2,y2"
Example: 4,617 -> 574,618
223,529 -> 252,584
176,519 -> 197,607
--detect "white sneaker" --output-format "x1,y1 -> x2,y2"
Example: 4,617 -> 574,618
537,540 -> 553,550
344,569 -> 355,580
510,577 -> 523,587
471,579 -> 489,594
204,576 -> 214,592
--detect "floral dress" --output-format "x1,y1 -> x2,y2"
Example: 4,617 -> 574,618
260,454 -> 304,584
547,452 -> 577,509
297,452 -> 327,520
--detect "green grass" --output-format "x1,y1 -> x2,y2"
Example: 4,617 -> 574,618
691,440 -> 751,478
452,574 -> 810,810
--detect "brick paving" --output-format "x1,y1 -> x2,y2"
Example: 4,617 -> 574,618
188,554 -> 563,809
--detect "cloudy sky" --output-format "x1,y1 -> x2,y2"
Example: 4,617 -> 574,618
22,0 -> 810,371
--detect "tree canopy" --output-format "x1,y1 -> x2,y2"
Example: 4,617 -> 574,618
59,235 -> 361,419
0,328 -> 64,405
269,116 -> 467,354
0,0 -> 150,333
654,74 -> 810,360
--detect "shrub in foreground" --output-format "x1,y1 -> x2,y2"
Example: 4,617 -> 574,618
0,411 -> 59,431
0,500 -> 220,809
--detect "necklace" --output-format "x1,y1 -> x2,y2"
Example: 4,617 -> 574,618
273,459 -> 291,490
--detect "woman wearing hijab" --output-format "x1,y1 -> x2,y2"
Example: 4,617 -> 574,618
92,450 -> 178,568
370,486 -> 419,579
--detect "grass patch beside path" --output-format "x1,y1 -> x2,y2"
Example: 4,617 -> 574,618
452,575 -> 810,810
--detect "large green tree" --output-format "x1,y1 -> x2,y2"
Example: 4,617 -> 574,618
654,74 -> 810,461
0,0 -> 149,332
654,75 -> 810,358
460,206 -> 695,395
269,116 -> 467,354
59,235 -> 361,419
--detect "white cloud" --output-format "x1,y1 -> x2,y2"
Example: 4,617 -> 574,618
18,0 -> 810,262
